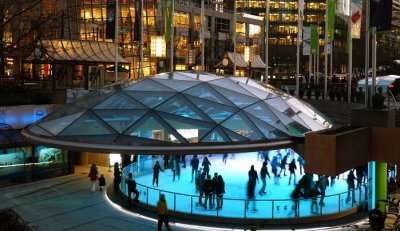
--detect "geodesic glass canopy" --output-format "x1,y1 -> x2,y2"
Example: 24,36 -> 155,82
22,72 -> 332,153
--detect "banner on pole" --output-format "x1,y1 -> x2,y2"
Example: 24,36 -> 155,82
327,0 -> 336,41
351,1 -> 362,39
164,0 -> 174,42
303,27 -> 311,55
336,0 -> 350,17
106,0 -> 116,39
311,25 -> 318,54
370,0 -> 392,31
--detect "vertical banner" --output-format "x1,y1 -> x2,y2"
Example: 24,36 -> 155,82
303,27 -> 311,55
327,0 -> 336,41
351,1 -> 362,39
106,0 -> 116,39
336,0 -> 350,16
370,0 -> 392,31
311,25 -> 318,54
134,0 -> 142,41
164,0 -> 173,42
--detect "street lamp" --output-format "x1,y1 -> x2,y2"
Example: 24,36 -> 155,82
244,45 -> 252,79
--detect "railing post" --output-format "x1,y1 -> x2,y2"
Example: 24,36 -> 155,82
338,193 -> 341,212
174,193 -> 176,212
191,196 -> 193,214
146,187 -> 149,205
272,200 -> 274,219
244,200 -> 247,218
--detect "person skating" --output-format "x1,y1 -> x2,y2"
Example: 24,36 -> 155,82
317,175 -> 328,206
98,174 -> 106,192
246,165 -> 259,211
346,170 -> 356,204
126,173 -> 139,206
271,155 -> 279,177
259,161 -> 270,195
88,164 -> 98,192
279,152 -> 289,177
163,155 -> 170,169
181,154 -> 186,168
288,159 -> 297,185
216,175 -> 225,209
198,170 -> 206,205
297,155 -> 305,175
202,156 -> 211,176
172,156 -> 180,181
153,161 -> 163,187
291,186 -> 303,217
203,175 -> 213,209
190,155 -> 199,182
222,153 -> 228,164
157,194 -> 171,231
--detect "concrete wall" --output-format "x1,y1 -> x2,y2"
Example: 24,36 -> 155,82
79,152 -> 109,167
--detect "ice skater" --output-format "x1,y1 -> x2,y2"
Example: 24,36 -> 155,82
271,155 -> 280,185
203,175 -> 213,209
202,156 -> 211,176
317,175 -> 328,206
181,154 -> 186,168
346,170 -> 356,204
197,170 -> 206,205
279,152 -> 289,177
297,155 -> 305,175
212,172 -> 218,208
288,159 -> 297,185
222,153 -> 228,164
163,155 -> 170,169
259,161 -> 270,195
190,155 -> 199,182
153,160 -> 163,187
172,156 -> 180,181
246,165 -> 259,211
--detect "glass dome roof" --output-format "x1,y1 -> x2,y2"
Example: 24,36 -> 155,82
23,72 -> 331,152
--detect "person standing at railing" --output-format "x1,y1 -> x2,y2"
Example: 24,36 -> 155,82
197,170 -> 206,205
157,194 -> 171,231
346,170 -> 356,204
317,175 -> 328,207
203,174 -> 213,209
126,173 -> 139,206
190,155 -> 199,182
212,172 -> 218,208
247,165 -> 259,211
216,175 -> 225,210
153,161 -> 162,187
113,162 -> 121,191
279,152 -> 290,177
259,161 -> 270,195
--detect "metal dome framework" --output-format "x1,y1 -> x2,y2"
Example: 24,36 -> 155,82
22,72 -> 331,154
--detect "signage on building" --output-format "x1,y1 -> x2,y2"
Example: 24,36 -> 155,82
351,2 -> 362,39
303,27 -> 311,56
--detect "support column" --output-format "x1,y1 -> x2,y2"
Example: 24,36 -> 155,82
376,162 -> 387,212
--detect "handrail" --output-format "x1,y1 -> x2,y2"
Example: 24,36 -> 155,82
387,89 -> 400,110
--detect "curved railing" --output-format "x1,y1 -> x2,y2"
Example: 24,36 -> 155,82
119,163 -> 369,220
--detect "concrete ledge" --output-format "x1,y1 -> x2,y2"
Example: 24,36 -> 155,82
351,108 -> 396,128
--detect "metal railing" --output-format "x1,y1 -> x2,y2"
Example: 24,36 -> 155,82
119,163 -> 369,220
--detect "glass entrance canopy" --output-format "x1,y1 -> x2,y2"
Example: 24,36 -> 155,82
22,72 -> 331,153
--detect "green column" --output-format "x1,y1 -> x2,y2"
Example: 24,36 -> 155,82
376,162 -> 387,212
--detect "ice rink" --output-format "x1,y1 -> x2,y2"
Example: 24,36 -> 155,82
121,150 -> 368,219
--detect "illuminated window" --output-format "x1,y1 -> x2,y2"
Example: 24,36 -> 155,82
236,22 -> 246,34
174,12 -> 189,28
150,36 -> 166,58
175,64 -> 187,71
249,24 -> 261,37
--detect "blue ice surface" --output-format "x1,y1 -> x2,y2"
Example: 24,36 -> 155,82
122,150 -> 368,219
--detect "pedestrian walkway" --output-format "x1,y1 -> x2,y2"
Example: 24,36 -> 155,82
0,165 -> 370,231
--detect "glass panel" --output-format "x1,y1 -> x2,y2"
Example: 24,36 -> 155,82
152,78 -> 200,92
245,114 -> 289,140
124,115 -> 180,143
40,112 -> 84,135
93,109 -> 146,133
163,115 -> 214,143
244,101 -> 288,133
265,97 -> 290,112
185,95 -> 237,123
94,92 -> 145,109
208,78 -> 256,97
201,128 -> 228,142
124,91 -> 175,108
30,125 -> 52,136
183,83 -> 234,106
221,112 -> 263,140
211,86 -> 259,108
59,112 -> 115,136
238,82 -> 271,99
155,95 -> 209,121
221,127 -> 249,142
125,78 -> 175,92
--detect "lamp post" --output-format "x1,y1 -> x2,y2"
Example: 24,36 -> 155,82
244,45 -> 251,82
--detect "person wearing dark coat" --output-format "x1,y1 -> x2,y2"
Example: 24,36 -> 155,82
191,155 -> 200,182
202,157 -> 211,176
98,174 -> 106,191
246,165 -> 259,211
216,175 -> 225,209
113,162 -> 121,191
259,161 -> 270,195
279,153 -> 289,176
126,173 -> 139,206
203,175 -> 213,209
212,172 -> 218,208
163,155 -> 170,169
153,161 -> 162,187
288,159 -> 297,185
346,170 -> 356,204
198,170 -> 206,205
